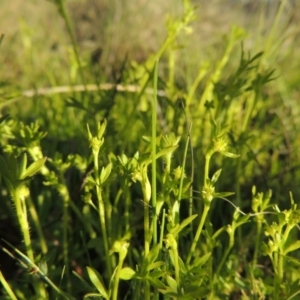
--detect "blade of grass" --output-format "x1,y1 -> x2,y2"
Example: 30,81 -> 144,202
151,60 -> 158,245
0,270 -> 18,300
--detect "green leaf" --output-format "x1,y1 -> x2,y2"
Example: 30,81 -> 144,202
211,169 -> 222,184
0,155 -> 11,180
65,97 -> 91,113
86,124 -> 93,141
83,293 -> 104,299
249,51 -> 264,63
221,151 -> 240,158
146,244 -> 160,266
150,269 -> 164,278
142,135 -> 151,144
166,275 -> 178,293
119,267 -> 136,280
0,34 -> 4,47
214,192 -> 235,198
86,175 -> 97,185
193,252 -> 211,268
140,145 -> 179,167
8,155 -> 18,182
147,276 -> 166,289
235,214 -> 250,227
20,157 -> 47,180
178,214 -> 198,233
169,214 -> 197,236
0,114 -> 9,123
100,163 -> 112,184
155,146 -> 178,161
185,286 -> 211,298
86,267 -> 108,299
158,286 -> 176,295
117,154 -> 128,166
97,119 -> 107,140
147,261 -> 165,271
178,256 -> 187,274
284,240 -> 300,255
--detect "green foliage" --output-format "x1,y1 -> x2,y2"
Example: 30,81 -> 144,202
1,0 -> 300,299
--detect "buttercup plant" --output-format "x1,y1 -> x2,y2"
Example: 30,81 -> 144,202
1,0 -> 300,299
186,118 -> 239,266
87,120 -> 113,277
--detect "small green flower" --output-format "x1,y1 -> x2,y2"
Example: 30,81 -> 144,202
213,137 -> 228,153
202,183 -> 215,203
173,166 -> 185,181
131,170 -> 142,183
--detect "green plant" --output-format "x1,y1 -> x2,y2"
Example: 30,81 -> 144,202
1,0 -> 300,299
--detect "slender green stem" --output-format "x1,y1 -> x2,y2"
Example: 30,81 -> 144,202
0,271 -> 18,300
186,204 -> 210,265
181,108 -> 194,240
159,209 -> 166,250
142,173 -> 151,299
235,156 -> 242,245
277,248 -> 283,290
274,224 -> 292,299
152,61 -> 158,245
173,247 -> 180,287
144,281 -> 150,300
97,187 -> 111,275
273,251 -> 279,300
12,188 -> 47,298
216,231 -> 234,277
198,29 -> 238,114
167,49 -> 175,95
186,61 -> 210,107
112,255 -> 126,300
143,189 -> 150,256
187,149 -> 213,265
10,242 -> 70,299
94,152 -> 112,277
27,196 -> 48,254
55,1 -> 86,90
56,182 -> 71,292
178,135 -> 190,203
174,133 -> 190,226
253,217 -> 262,266
13,188 -> 34,262
204,152 -> 212,182
264,0 -> 289,59
123,179 -> 130,232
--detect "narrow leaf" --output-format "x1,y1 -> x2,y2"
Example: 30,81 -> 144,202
0,114 -> 9,124
83,293 -> 103,299
178,214 -> 198,232
8,155 -> 18,182
222,151 -> 240,158
21,157 -> 47,180
86,266 -> 108,299
211,169 -> 222,184
119,267 -> 136,280
166,275 -> 178,293
100,163 -> 112,184
146,244 -> 160,266
214,192 -> 235,198
284,241 -> 300,255
147,276 -> 166,289
147,261 -> 165,271
0,34 -> 4,47
0,155 -> 11,180
193,252 -> 211,268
